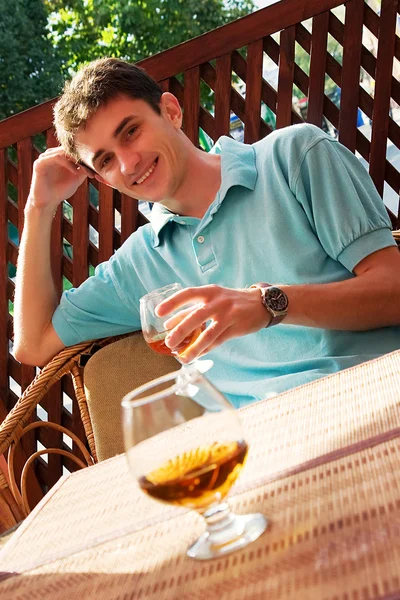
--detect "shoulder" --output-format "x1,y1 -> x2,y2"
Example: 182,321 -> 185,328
253,123 -> 331,156
252,124 -> 332,185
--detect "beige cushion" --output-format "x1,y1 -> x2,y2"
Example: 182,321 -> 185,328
83,332 -> 180,462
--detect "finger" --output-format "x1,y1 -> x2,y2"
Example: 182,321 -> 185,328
155,285 -> 217,317
37,149 -> 82,170
76,161 -> 96,178
37,154 -> 86,177
178,320 -> 229,363
165,303 -> 211,348
163,306 -> 196,330
38,147 -> 66,157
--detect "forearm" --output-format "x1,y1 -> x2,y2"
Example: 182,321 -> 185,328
282,271 -> 400,331
13,201 -> 59,360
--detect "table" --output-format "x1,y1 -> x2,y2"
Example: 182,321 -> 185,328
1,351 -> 400,599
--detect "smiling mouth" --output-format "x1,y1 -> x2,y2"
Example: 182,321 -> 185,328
134,158 -> 158,185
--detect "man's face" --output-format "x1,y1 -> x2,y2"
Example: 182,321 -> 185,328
75,93 -> 186,203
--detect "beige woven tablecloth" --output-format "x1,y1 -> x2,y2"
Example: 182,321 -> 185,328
1,351 -> 400,599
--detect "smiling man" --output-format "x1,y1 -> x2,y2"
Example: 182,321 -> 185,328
13,58 -> 400,408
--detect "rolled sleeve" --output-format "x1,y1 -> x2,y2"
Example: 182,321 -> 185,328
338,227 -> 396,272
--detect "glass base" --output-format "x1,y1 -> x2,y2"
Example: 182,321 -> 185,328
187,508 -> 268,561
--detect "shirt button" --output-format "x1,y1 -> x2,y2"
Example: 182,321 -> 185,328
197,235 -> 205,244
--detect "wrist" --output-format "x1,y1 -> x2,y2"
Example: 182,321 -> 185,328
248,287 -> 273,327
250,283 -> 289,328
25,196 -> 58,219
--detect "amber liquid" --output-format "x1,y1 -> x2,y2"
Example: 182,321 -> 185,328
139,440 -> 248,510
147,325 -> 205,357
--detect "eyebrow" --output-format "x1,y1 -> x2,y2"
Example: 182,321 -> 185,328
91,115 -> 137,166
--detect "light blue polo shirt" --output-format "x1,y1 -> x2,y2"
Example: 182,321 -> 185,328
53,124 -> 400,407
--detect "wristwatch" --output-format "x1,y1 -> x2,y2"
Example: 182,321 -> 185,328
250,283 -> 289,328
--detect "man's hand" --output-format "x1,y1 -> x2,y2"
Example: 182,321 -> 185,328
28,147 -> 94,212
155,285 -> 270,363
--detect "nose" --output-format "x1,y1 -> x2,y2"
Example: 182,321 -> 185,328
118,148 -> 140,176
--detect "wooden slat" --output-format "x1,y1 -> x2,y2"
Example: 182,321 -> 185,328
0,149 -> 8,414
70,180 -> 89,287
244,40 -> 264,144
62,255 -> 73,285
338,0 -> 364,152
89,242 -> 99,269
307,12 -> 329,127
261,36 -> 302,127
16,139 -> 32,240
276,26 -> 296,129
365,0 -> 400,63
98,184 -> 114,263
37,386 -> 63,487
17,139 -> 36,396
159,79 -> 170,93
120,193 -> 139,243
230,51 -> 275,134
183,67 -> 200,145
214,54 -> 232,140
44,128 -> 64,300
369,0 -> 398,197
170,75 -> 216,142
7,279 -> 14,304
7,159 -> 17,190
88,203 -> 99,232
41,129 -> 63,488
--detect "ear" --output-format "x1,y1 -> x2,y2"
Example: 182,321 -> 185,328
160,92 -> 183,129
94,174 -> 116,189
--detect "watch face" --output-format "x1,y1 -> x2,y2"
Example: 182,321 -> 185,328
265,287 -> 288,312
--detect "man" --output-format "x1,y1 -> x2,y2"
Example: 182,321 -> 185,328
13,58 -> 400,408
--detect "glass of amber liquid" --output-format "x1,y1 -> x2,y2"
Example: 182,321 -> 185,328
140,283 -> 212,372
121,367 -> 267,560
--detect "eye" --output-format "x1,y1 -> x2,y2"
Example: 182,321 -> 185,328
101,155 -> 112,169
126,126 -> 137,139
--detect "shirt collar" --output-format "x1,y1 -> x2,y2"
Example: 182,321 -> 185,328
149,136 -> 257,247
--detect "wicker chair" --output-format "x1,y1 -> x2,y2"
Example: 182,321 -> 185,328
0,331 -> 179,528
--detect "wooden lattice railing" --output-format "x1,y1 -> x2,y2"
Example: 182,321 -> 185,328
0,0 -> 399,496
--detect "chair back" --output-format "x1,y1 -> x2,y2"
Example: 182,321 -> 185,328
82,332 -> 180,462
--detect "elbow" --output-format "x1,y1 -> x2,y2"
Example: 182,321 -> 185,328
13,341 -> 49,367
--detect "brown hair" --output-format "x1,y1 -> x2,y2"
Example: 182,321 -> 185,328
53,58 -> 163,160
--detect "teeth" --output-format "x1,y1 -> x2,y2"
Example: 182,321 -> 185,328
136,160 -> 157,185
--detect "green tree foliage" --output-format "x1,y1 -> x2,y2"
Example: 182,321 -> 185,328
46,0 -> 254,74
0,0 -> 64,119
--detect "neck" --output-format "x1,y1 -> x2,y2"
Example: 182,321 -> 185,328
161,136 -> 222,219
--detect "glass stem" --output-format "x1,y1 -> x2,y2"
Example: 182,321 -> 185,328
201,502 -> 242,546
